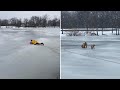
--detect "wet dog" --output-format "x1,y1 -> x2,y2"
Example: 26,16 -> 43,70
91,44 -> 95,49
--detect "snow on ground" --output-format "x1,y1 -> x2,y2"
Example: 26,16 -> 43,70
0,27 -> 60,79
63,28 -> 117,30
61,28 -> 119,36
61,32 -> 120,79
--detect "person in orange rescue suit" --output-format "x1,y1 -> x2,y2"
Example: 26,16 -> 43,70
30,40 -> 44,45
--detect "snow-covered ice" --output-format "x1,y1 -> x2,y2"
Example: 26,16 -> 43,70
0,27 -> 60,79
61,31 -> 120,79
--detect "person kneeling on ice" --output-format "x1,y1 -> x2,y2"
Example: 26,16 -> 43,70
81,42 -> 87,48
30,40 -> 44,45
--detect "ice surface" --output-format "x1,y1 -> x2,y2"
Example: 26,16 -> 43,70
0,27 -> 60,79
61,32 -> 120,79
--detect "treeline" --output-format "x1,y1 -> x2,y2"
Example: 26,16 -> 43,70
0,15 -> 60,28
61,11 -> 120,28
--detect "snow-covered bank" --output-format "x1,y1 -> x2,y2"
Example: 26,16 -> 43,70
0,27 -> 60,79
61,28 -> 119,36
62,28 -> 117,30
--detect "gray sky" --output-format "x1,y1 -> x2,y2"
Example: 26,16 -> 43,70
0,11 -> 60,20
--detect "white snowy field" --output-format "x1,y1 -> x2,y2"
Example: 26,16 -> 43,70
0,27 -> 60,79
61,31 -> 120,79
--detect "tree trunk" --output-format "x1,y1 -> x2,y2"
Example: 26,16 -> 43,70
87,27 -> 88,34
112,28 -> 113,34
61,29 -> 63,34
118,28 -> 119,35
102,28 -> 103,35
97,28 -> 98,36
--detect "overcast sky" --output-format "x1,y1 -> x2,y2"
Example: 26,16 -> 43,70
0,11 -> 60,20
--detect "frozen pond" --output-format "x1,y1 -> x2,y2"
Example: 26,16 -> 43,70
61,34 -> 120,79
0,27 -> 60,79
